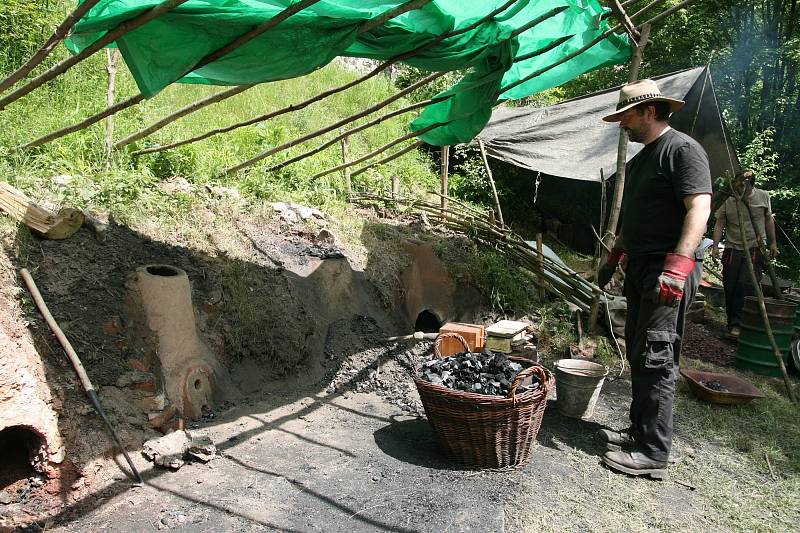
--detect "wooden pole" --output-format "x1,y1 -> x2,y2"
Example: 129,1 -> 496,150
341,134 -> 352,200
601,23 -> 651,257
266,96 -> 444,172
221,74 -> 446,175
311,125 -> 441,181
536,232 -> 545,300
114,85 -> 254,149
440,145 -> 450,214
350,141 -> 424,178
391,176 -> 400,199
731,186 -> 796,402
105,49 -> 120,167
0,0 -> 189,112
0,0 -> 104,94
131,0 -> 521,155
20,94 -> 145,150
477,138 -> 505,226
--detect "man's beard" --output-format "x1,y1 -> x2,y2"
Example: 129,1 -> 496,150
624,127 -> 645,143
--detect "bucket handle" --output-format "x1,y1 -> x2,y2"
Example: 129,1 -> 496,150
433,332 -> 470,359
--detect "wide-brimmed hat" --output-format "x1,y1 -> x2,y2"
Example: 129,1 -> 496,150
602,79 -> 684,122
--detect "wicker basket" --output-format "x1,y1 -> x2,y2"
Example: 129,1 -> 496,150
414,332 -> 553,468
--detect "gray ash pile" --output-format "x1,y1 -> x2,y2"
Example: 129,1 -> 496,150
419,352 -> 540,396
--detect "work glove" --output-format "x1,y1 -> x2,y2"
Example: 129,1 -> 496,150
653,253 -> 696,307
597,249 -> 624,289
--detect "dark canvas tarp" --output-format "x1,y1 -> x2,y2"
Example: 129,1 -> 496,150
476,67 -> 740,253
479,66 -> 740,181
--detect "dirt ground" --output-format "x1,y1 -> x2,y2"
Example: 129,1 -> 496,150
1,203 -> 797,532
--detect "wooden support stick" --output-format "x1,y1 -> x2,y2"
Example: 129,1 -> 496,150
311,124 -> 441,180
356,0 -> 433,34
0,0 -> 103,94
20,94 -> 145,150
105,49 -> 120,165
266,96 -> 444,172
341,135 -> 352,200
609,0 -> 640,41
20,269 -> 143,485
350,141 -> 424,178
132,0 -> 520,155
114,85 -> 253,149
732,185 -> 796,402
0,0 -> 188,112
440,145 -> 450,214
536,232 -> 545,299
477,138 -> 504,226
602,23 -> 651,255
222,74 -> 445,176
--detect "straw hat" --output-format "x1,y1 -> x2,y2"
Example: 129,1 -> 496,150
602,79 -> 684,122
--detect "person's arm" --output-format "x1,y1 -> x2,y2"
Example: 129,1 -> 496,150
674,193 -> 712,257
767,213 -> 778,258
597,233 -> 625,289
654,193 -> 711,306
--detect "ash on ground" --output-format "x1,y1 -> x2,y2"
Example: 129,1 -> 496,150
320,315 -> 428,417
419,352 -> 540,396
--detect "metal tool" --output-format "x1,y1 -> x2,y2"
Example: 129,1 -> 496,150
20,268 -> 144,485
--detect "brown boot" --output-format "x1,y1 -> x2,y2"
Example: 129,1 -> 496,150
602,450 -> 667,479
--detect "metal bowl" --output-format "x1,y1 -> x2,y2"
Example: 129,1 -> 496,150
680,367 -> 765,405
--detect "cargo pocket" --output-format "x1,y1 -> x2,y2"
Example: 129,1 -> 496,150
644,330 -> 677,370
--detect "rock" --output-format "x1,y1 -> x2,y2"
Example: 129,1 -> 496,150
0,490 -> 13,504
159,177 -> 193,194
205,185 -> 241,199
314,228 -> 336,246
272,201 -> 289,212
187,435 -> 216,463
133,392 -> 166,412
52,174 -> 73,186
142,430 -> 191,470
116,370 -> 157,390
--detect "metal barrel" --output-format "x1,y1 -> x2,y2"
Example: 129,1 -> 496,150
736,296 -> 796,376
784,294 -> 800,335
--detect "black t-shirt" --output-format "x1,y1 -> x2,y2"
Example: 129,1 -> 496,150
621,128 -> 712,255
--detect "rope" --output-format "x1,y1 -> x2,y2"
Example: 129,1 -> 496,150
708,66 -> 738,177
603,294 -> 626,378
776,220 -> 800,256
689,66 -> 710,136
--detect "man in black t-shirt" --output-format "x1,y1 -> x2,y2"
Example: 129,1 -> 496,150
595,79 -> 712,478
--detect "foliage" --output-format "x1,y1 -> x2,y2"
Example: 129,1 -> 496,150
0,0 -> 61,72
740,128 -> 780,186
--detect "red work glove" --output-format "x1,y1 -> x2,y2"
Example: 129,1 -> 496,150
597,249 -> 625,289
654,253 -> 696,307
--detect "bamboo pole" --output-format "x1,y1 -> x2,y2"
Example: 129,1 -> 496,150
350,141 -> 424,178
132,0 -> 522,155
310,123 -> 443,181
20,94 -> 146,150
105,49 -> 120,167
0,0 -> 189,112
221,73 -> 445,175
341,134 -> 352,200
731,186 -> 796,402
266,96 -> 445,172
0,0 -> 104,94
114,85 -> 254,149
477,138 -> 504,226
440,145 -> 450,214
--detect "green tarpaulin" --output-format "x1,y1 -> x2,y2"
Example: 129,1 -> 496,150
66,0 -> 630,146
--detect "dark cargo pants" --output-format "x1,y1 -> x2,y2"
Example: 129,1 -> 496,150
721,248 -> 764,329
623,254 -> 702,462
